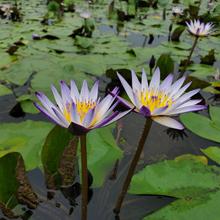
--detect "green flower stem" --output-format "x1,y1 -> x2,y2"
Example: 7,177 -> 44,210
181,36 -> 199,75
80,134 -> 88,220
113,117 -> 152,215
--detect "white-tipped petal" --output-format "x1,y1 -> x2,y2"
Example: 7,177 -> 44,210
152,116 -> 184,130
141,68 -> 148,91
167,105 -> 206,115
160,74 -> 173,92
169,76 -> 186,97
70,80 -> 80,102
51,84 -> 63,111
52,107 -> 69,127
173,82 -> 191,100
150,68 -> 160,90
117,72 -> 135,104
131,70 -> 141,92
176,99 -> 202,109
80,80 -> 89,101
60,80 -> 71,103
90,80 -> 99,101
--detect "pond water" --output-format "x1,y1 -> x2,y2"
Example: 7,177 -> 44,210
0,0 -> 220,220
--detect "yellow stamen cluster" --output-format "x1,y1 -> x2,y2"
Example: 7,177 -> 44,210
63,100 -> 96,123
64,103 -> 72,123
139,90 -> 172,112
76,100 -> 96,121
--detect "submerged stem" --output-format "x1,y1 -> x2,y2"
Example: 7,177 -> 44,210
113,118 -> 152,215
180,36 -> 199,75
80,134 -> 88,220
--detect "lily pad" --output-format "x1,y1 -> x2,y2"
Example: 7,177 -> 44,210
42,124 -> 122,187
42,125 -> 78,189
180,106 -> 220,143
0,85 -> 12,96
201,146 -> 220,165
0,152 -> 38,218
0,120 -> 53,170
86,124 -> 123,187
129,157 -> 220,220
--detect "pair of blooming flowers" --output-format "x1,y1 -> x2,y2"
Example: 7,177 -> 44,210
35,68 -> 205,134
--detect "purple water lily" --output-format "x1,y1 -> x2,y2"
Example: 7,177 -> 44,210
117,68 -> 206,130
35,80 -> 131,135
186,20 -> 214,37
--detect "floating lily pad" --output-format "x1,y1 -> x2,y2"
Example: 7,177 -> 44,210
0,120 -> 53,170
201,146 -> 220,165
129,157 -> 220,220
42,124 -> 122,187
86,124 -> 123,187
180,106 -> 220,143
0,152 -> 38,218
0,85 -> 12,96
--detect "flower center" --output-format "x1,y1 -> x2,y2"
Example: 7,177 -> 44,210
139,90 -> 172,112
63,103 -> 72,123
63,100 -> 96,123
76,100 -> 96,121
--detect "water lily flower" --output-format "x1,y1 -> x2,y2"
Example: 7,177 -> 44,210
186,20 -> 214,37
80,11 -> 91,19
172,6 -> 183,15
117,68 -> 206,130
34,80 -> 131,135
1,4 -> 13,19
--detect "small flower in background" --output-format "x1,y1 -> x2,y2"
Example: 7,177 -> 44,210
117,68 -> 206,130
80,11 -> 91,19
35,80 -> 131,135
186,20 -> 214,37
172,6 -> 183,16
1,4 -> 13,19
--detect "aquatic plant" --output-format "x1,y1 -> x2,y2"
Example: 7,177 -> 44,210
181,20 -> 214,74
186,20 -> 214,37
35,80 -> 131,220
172,6 -> 183,16
114,68 -> 206,214
117,68 -> 205,129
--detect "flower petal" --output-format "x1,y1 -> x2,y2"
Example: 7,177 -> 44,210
114,95 -> 134,109
90,80 -> 99,101
94,109 -> 132,128
83,108 -> 95,127
34,103 -> 67,128
131,70 -> 141,92
51,84 -> 63,111
169,76 -> 186,97
60,80 -> 71,103
117,72 -> 135,104
172,82 -> 192,100
167,105 -> 206,115
141,68 -> 148,91
52,107 -> 69,127
70,80 -> 80,102
160,74 -> 173,92
70,103 -> 81,124
152,105 -> 168,115
80,80 -> 89,101
152,116 -> 184,130
149,67 -> 160,90
35,91 -> 58,116
176,99 -> 202,109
